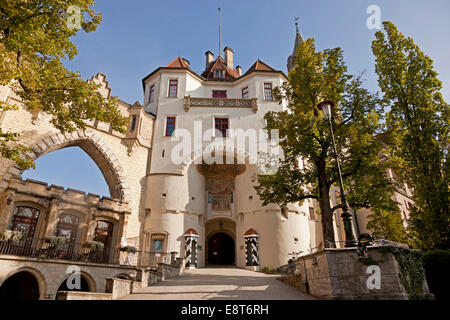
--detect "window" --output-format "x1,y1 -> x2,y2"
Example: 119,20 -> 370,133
165,117 -> 176,136
10,206 -> 40,239
148,85 -> 155,103
56,214 -> 79,244
264,83 -> 273,101
151,234 -> 165,252
168,79 -> 178,97
309,207 -> 315,221
208,192 -> 212,203
212,90 -> 227,98
130,115 -> 137,131
242,86 -> 249,99
215,117 -> 229,137
214,69 -> 224,78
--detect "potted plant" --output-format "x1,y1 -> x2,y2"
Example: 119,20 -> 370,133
83,241 -> 104,252
0,230 -> 22,243
45,236 -> 68,247
120,245 -> 137,254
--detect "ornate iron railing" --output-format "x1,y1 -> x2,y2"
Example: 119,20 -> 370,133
183,96 -> 258,113
0,237 -> 174,268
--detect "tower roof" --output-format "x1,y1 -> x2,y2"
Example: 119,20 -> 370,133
244,228 -> 259,237
243,59 -> 276,76
287,22 -> 305,73
165,57 -> 191,68
185,228 -> 199,236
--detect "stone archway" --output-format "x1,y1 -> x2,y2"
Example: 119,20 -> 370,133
4,129 -> 130,202
207,232 -> 235,265
0,271 -> 40,300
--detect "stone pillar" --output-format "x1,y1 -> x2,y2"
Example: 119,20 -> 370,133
43,197 -> 60,238
244,229 -> 259,267
184,229 -> 199,269
0,190 -> 15,230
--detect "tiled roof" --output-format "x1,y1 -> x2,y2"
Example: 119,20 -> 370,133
165,57 -> 190,69
201,56 -> 239,80
244,59 -> 276,76
244,228 -> 259,236
185,228 -> 199,236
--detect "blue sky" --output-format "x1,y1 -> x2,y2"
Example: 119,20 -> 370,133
23,0 -> 450,197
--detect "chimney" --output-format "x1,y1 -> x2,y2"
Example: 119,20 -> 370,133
223,46 -> 234,69
205,51 -> 214,69
236,65 -> 242,76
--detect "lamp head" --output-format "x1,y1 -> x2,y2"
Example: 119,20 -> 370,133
317,100 -> 335,119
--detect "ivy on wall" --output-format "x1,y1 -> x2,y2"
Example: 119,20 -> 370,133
381,247 -> 428,300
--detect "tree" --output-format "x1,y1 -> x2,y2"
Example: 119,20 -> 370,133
255,38 -> 400,247
0,0 -> 128,170
372,22 -> 449,250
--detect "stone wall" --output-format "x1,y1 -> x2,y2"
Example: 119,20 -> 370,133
0,255 -> 137,299
280,247 -> 431,300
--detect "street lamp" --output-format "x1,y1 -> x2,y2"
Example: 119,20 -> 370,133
317,100 -> 357,247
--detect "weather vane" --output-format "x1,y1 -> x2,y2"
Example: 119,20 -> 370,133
294,16 -> 299,32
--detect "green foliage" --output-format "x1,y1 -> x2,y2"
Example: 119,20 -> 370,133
261,266 -> 280,274
0,0 -> 128,170
372,21 -> 449,250
255,38 -> 399,246
121,245 -> 138,254
381,247 -> 428,300
366,207 -> 408,243
422,249 -> 450,300
83,240 -> 104,252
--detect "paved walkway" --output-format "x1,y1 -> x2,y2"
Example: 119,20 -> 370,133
120,267 -> 315,300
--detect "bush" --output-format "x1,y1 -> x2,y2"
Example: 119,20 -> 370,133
422,249 -> 450,300
261,266 -> 280,274
83,241 -> 104,252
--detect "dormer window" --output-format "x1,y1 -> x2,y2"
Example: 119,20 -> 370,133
214,70 -> 224,78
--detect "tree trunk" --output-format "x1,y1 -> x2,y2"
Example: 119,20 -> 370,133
317,161 -> 336,248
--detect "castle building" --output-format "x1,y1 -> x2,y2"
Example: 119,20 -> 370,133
0,26 -> 411,299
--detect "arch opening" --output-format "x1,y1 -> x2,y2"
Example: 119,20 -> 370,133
23,146 -> 111,197
207,232 -> 235,265
0,271 -> 40,300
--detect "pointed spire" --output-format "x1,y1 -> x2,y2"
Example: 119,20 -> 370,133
287,17 -> 305,73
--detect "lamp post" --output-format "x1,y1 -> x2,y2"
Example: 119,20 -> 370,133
317,100 -> 357,247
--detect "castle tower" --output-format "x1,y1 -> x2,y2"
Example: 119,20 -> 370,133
287,20 -> 305,73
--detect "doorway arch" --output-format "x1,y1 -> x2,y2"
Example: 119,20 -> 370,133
0,271 -> 40,300
207,233 -> 235,265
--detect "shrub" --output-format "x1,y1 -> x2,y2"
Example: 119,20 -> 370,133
83,241 -> 104,252
121,245 -> 137,253
46,236 -> 68,246
422,249 -> 450,300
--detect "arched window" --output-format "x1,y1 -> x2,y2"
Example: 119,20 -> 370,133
10,206 -> 40,239
94,220 -> 114,248
56,214 -> 80,245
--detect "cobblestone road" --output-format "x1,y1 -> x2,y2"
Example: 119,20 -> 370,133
120,267 -> 315,300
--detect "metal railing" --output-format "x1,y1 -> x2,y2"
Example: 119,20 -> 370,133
140,251 -> 172,268
0,237 -> 142,267
0,237 -> 178,268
